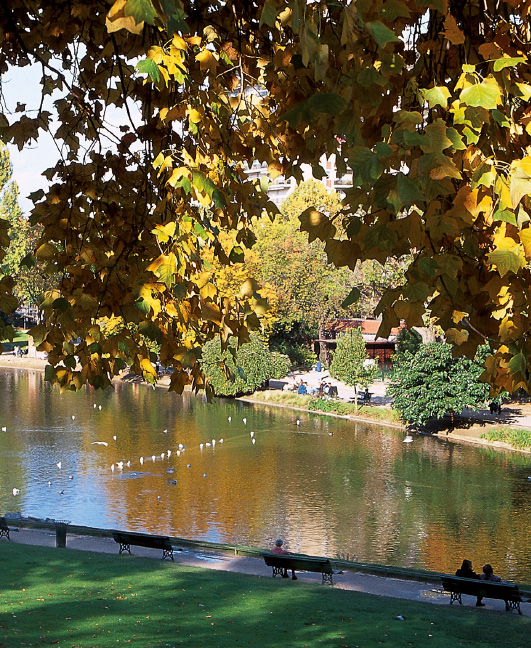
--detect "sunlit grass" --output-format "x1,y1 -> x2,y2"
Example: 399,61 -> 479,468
480,426 -> 531,451
247,390 -> 402,424
1,543 -> 529,648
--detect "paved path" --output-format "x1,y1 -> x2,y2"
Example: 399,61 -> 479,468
6,526 -> 529,617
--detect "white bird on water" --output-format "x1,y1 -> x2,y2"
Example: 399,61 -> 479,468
93,404 -> 97,409
117,461 -> 124,470
152,455 -> 156,462
212,439 -> 216,447
139,457 -> 144,465
12,487 -> 20,495
98,405 -> 102,410
56,461 -> 62,469
111,464 -> 115,472
243,418 -> 247,424
71,415 -> 76,421
252,438 -> 256,445
1,426 -> 6,432
296,419 -> 300,426
167,450 -> 172,458
250,431 -> 254,438
113,436 -> 117,441
91,441 -> 108,446
219,438 -> 223,444
161,452 -> 165,460
228,417 -> 231,422
200,443 -> 204,451
176,450 -> 181,457
206,442 -> 211,447
403,436 -> 413,443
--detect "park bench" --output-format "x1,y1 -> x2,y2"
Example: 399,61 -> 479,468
441,575 -> 523,614
262,553 -> 343,586
111,530 -> 174,561
0,516 -> 17,540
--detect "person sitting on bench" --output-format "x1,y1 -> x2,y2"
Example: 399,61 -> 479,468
478,563 -> 503,607
455,559 -> 481,605
271,538 -> 297,580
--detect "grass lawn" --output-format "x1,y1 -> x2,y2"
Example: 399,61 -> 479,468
0,331 -> 29,352
1,543 -> 530,647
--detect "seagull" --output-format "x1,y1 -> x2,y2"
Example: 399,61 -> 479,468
93,404 -> 97,409
162,429 -> 168,434
68,475 -> 73,480
139,457 -> 144,465
111,464 -> 115,472
12,487 -> 20,495
91,441 -> 108,446
178,443 -> 184,449
161,452 -> 165,459
98,405 -> 102,410
243,418 -> 247,424
1,426 -> 6,431
250,431 -> 254,438
200,443 -> 204,451
56,462 -> 62,469
116,461 -> 123,470
203,473 -> 207,478
187,464 -> 191,468
71,415 -> 76,421
403,436 -> 413,443
126,460 -> 131,467
167,450 -> 171,458
252,438 -> 256,444
113,436 -> 117,441
151,455 -> 156,461
157,495 -> 161,500
212,439 -> 216,447
219,438 -> 223,444
228,417 -> 231,422
206,442 -> 211,447
296,419 -> 300,426
47,481 -> 51,487
176,450 -> 181,456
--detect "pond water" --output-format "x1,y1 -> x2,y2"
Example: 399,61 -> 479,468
1,367 -> 531,580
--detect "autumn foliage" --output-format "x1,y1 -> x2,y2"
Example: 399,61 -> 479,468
2,1 -> 531,394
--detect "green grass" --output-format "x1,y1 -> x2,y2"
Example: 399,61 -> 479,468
0,331 -> 29,352
480,426 -> 531,450
1,543 -> 530,648
247,390 -> 402,425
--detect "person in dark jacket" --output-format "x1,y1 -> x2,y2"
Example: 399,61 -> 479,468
455,559 -> 482,606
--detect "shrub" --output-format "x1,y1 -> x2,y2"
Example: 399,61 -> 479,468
201,334 -> 290,397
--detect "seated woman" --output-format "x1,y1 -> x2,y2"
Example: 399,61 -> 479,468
271,538 -> 297,580
455,559 -> 482,607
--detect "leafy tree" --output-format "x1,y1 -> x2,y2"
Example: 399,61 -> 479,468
201,334 -> 290,397
394,328 -> 423,359
329,327 -> 379,410
388,343 -> 490,426
3,2 -> 531,393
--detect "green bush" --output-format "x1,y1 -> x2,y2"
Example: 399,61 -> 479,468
270,339 -> 316,368
201,334 -> 290,397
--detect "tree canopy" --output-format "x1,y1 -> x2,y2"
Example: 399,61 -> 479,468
388,342 -> 490,426
2,1 -> 531,394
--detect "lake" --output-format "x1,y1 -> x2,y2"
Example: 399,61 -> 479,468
1,367 -> 531,581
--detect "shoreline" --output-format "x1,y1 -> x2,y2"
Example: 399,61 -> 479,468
1,354 -> 528,456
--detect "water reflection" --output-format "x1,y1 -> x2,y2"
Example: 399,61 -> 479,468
1,368 -> 531,580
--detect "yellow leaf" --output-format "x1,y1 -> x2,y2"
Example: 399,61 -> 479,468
196,49 -> 217,73
106,0 -> 144,35
188,108 -> 202,124
140,358 -> 156,377
445,328 -> 469,345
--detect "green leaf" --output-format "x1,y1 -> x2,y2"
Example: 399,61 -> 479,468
135,58 -> 161,83
460,79 -> 501,109
492,208 -> 516,226
397,173 -> 424,205
52,297 -> 70,312
124,0 -> 158,25
422,86 -> 451,109
509,351 -> 527,375
341,286 -> 361,309
366,21 -> 400,48
445,127 -> 466,150
89,341 -> 102,354
139,321 -> 163,343
136,297 -> 150,315
492,109 -> 510,128
488,247 -> 524,276
418,256 -> 439,276
280,93 -> 346,126
20,253 -> 36,269
493,57 -> 526,72
364,225 -> 398,252
259,0 -> 283,27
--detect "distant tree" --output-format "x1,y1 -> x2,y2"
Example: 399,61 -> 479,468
201,334 -> 290,397
388,343 -> 490,426
329,327 -> 379,410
